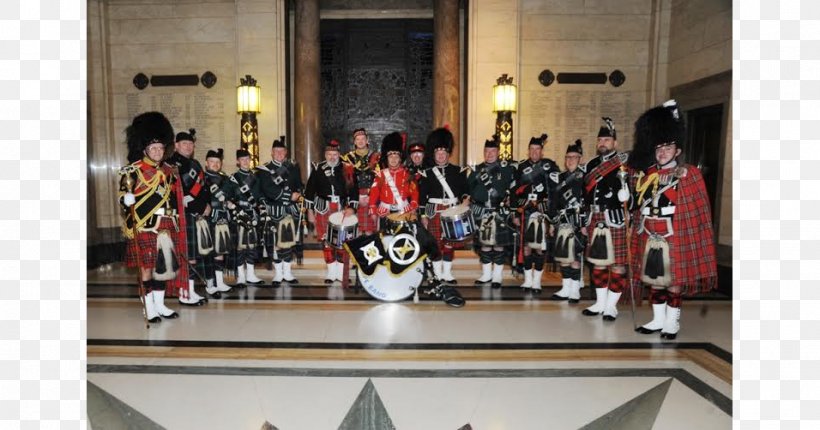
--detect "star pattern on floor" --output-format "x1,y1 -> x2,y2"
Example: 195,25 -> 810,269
87,375 -> 692,429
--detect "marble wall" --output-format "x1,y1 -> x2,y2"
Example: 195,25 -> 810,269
468,0 -> 661,165
668,0 -> 732,247
88,0 -> 286,235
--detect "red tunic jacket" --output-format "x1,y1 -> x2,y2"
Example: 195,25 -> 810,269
368,166 -> 419,215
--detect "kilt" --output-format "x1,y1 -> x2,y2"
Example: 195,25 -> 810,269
314,202 -> 341,242
356,192 -> 377,234
185,212 -> 215,279
585,211 -> 627,265
232,222 -> 260,266
261,216 -> 296,254
475,212 -> 514,248
631,217 -> 713,295
124,216 -> 186,295
426,204 -> 465,251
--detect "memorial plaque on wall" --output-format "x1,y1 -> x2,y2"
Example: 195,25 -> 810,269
125,91 -> 227,149
528,89 -> 641,161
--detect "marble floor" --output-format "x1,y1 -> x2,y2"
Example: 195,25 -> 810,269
87,255 -> 732,430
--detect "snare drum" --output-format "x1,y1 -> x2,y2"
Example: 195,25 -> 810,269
383,211 -> 417,233
327,212 -> 358,248
439,205 -> 475,241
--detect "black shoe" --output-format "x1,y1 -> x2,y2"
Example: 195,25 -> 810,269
635,326 -> 661,334
178,299 -> 206,307
445,279 -> 458,285
441,286 -> 465,308
234,282 -> 246,289
581,309 -> 601,316
429,284 -> 465,308
208,291 -> 222,299
532,288 -> 542,295
147,316 -> 161,323
602,314 -> 617,321
660,332 -> 678,340
550,294 -> 569,301
324,278 -> 334,284
475,279 -> 490,285
159,311 -> 179,319
568,298 -> 580,304
491,282 -> 502,289
272,280 -> 281,288
284,278 -> 298,284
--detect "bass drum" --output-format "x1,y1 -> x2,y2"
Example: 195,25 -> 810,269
357,233 -> 425,302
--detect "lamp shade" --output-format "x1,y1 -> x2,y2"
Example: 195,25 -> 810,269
492,75 -> 517,113
237,75 -> 261,113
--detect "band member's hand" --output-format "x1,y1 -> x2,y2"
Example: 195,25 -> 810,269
580,227 -> 588,236
123,193 -> 136,207
343,207 -> 355,217
377,206 -> 389,217
203,203 -> 212,216
421,216 -> 429,228
307,210 -> 316,224
512,216 -> 520,227
226,201 -> 236,210
291,192 -> 301,201
461,196 -> 471,206
549,225 -> 555,236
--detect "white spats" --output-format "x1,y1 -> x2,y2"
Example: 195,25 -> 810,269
583,288 -> 608,315
520,269 -> 533,289
531,270 -> 543,291
215,270 -> 232,292
603,291 -> 622,319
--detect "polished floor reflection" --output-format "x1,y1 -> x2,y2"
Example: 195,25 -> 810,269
87,255 -> 731,430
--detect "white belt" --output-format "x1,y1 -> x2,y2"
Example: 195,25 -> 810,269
379,202 -> 402,211
641,206 -> 675,216
326,195 -> 340,203
429,197 -> 456,205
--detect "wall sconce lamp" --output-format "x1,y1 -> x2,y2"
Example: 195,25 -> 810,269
237,75 -> 261,167
492,74 -> 517,161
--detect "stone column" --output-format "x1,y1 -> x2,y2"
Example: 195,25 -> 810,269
294,0 -> 321,172
433,0 -> 460,163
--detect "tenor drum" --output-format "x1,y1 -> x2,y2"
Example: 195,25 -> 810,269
327,212 -> 358,248
357,233 -> 425,302
439,205 -> 475,241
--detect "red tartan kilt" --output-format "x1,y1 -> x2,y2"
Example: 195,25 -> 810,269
314,202 -> 341,242
125,217 -> 182,269
585,212 -> 627,265
125,217 -> 185,297
426,208 -> 465,250
631,217 -> 707,295
356,194 -> 377,234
